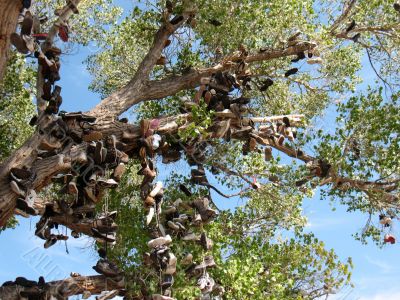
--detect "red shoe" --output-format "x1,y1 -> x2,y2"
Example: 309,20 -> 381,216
384,234 -> 396,244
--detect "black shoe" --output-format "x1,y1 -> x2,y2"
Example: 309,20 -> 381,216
16,198 -> 37,215
15,277 -> 37,287
161,274 -> 174,289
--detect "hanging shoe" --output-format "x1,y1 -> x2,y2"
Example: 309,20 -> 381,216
199,232 -> 213,251
10,33 -> 29,54
22,0 -> 31,9
44,235 -> 58,248
156,55 -> 167,65
284,68 -> 298,77
58,22 -> 69,42
384,234 -> 396,244
16,190 -> 37,215
195,255 -> 216,270
10,180 -> 25,196
42,81 -> 52,101
161,274 -> 174,289
197,273 -> 215,294
148,235 -> 172,248
181,253 -> 193,265
22,34 -> 35,53
164,253 -> 177,275
93,259 -> 121,277
113,163 -> 126,182
91,228 -> 116,243
149,181 -> 163,197
20,11 -> 33,35
182,232 -> 198,241
97,178 -> 119,188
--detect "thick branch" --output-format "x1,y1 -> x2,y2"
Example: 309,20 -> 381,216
89,13 -> 190,122
90,41 -> 317,120
0,274 -> 124,300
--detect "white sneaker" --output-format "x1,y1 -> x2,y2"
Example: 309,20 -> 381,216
148,235 -> 172,248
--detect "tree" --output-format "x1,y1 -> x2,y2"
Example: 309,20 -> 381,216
0,0 -> 398,299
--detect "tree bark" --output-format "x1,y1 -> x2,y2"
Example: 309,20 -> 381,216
0,0 -> 21,83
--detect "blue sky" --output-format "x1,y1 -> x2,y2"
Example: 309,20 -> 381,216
1,1 -> 399,299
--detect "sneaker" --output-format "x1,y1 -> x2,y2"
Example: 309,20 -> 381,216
167,221 -> 180,231
181,253 -> 193,265
67,181 -> 78,195
22,34 -> 35,52
182,232 -> 198,241
173,214 -> 188,223
164,253 -> 177,275
149,181 -> 163,197
91,228 -> 116,243
195,255 -> 216,270
192,213 -> 202,226
197,273 -> 215,294
163,206 -> 177,215
384,234 -> 396,244
44,236 -> 57,248
148,235 -> 172,248
395,2 -> 400,12
93,259 -> 121,277
97,178 -> 118,188
10,180 -> 25,196
71,230 -> 80,238
161,274 -> 174,289
16,191 -> 37,215
146,206 -> 155,225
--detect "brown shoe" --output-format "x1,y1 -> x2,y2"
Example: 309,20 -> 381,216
10,33 -> 29,54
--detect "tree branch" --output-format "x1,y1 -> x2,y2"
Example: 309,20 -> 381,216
0,274 -> 125,299
89,12 -> 191,122
89,41 -> 317,120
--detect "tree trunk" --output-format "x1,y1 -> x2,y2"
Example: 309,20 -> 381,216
0,0 -> 21,83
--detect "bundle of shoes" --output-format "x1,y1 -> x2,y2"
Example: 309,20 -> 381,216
27,111 -> 130,246
380,213 -> 396,245
11,1 -> 48,55
34,216 -> 69,249
1,276 -> 68,300
135,119 -> 222,299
